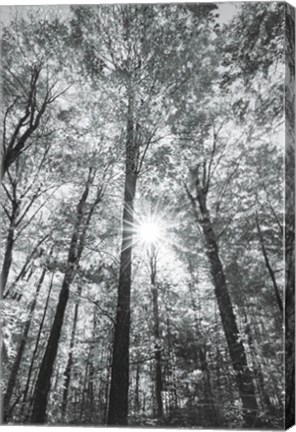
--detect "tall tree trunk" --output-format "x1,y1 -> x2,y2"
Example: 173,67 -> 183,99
255,214 -> 283,314
201,214 -> 259,426
108,92 -> 138,425
1,225 -> 14,293
163,296 -> 178,412
30,272 -> 73,423
86,308 -> 97,424
134,363 -> 141,412
242,308 -> 273,415
61,286 -> 82,419
152,285 -> 163,420
1,199 -> 18,294
149,251 -> 163,421
80,360 -> 89,424
3,234 -> 49,300
104,334 -> 113,423
30,177 -> 92,424
187,280 -> 218,424
187,182 -> 260,427
87,359 -> 95,423
3,264 -> 48,421
20,269 -> 55,419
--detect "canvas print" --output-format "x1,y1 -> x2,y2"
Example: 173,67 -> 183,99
0,1 -> 295,429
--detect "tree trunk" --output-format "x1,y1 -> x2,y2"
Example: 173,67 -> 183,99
86,308 -> 97,424
3,264 -> 47,421
187,280 -> 218,424
104,335 -> 113,423
4,234 -> 49,300
20,270 -> 55,419
255,214 -> 283,314
151,285 -> 163,420
108,92 -> 138,425
2,65 -> 49,180
61,286 -> 82,419
163,296 -> 178,412
187,181 -> 260,427
134,362 -> 141,412
30,178 -> 92,424
200,211 -> 259,426
242,308 -> 273,415
30,273 -> 72,423
149,247 -> 163,420
87,359 -> 95,423
1,199 -> 18,295
1,226 -> 14,293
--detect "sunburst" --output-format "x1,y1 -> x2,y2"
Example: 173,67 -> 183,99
137,221 -> 161,245
114,198 -> 176,257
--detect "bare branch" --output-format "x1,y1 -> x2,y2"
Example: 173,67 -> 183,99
184,182 -> 201,224
72,290 -> 115,325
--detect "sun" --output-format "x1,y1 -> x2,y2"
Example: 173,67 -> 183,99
134,213 -> 166,249
138,221 -> 161,245
125,201 -> 175,253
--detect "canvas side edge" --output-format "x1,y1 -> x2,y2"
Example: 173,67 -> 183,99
285,1 -> 296,429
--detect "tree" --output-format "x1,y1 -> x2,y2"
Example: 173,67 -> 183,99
148,246 -> 163,420
30,168 -> 104,423
1,12 -> 69,179
3,248 -> 53,421
185,171 -> 260,426
70,4 -> 217,424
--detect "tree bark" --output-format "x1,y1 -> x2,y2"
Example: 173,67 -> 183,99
20,270 -> 55,419
107,92 -> 138,425
30,177 -> 92,424
201,213 -> 259,426
134,362 -> 141,412
187,281 -> 219,425
3,234 -> 49,300
3,263 -> 48,421
1,225 -> 14,293
1,199 -> 19,294
242,308 -> 273,415
149,250 -> 163,421
61,286 -> 82,419
152,285 -> 164,420
187,180 -> 260,427
255,214 -> 283,315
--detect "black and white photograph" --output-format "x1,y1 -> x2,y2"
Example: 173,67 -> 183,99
0,1 -> 295,429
